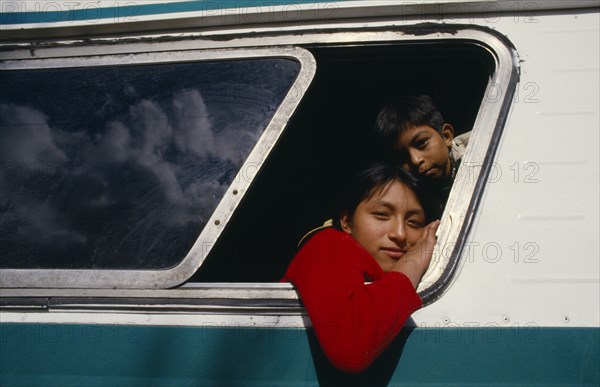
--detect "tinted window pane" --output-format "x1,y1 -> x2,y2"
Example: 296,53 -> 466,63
0,58 -> 300,269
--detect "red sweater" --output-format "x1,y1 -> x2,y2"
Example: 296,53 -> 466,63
282,228 -> 423,373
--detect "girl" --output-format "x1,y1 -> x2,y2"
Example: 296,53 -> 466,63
282,163 -> 440,373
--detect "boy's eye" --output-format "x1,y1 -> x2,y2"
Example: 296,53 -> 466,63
414,138 -> 429,149
392,151 -> 409,164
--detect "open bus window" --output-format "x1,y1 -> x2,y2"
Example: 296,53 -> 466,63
193,42 -> 494,284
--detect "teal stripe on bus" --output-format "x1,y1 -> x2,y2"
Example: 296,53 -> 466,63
1,323 -> 598,386
0,0 -> 346,25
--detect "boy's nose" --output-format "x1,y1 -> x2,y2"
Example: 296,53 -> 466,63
409,149 -> 424,167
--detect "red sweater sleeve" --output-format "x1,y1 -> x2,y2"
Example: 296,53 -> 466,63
282,228 -> 422,373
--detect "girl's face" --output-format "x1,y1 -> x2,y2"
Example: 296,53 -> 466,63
341,181 -> 426,272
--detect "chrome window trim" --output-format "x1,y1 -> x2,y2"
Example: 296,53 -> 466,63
414,29 -> 520,305
0,25 -> 518,306
0,283 -> 304,314
0,46 -> 317,289
0,0 -> 598,42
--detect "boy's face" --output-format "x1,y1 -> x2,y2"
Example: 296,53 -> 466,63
392,124 -> 454,183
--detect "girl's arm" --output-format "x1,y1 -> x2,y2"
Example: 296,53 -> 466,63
283,229 -> 420,373
283,221 -> 439,373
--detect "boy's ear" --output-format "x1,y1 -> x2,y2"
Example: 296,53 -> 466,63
441,123 -> 455,147
340,212 -> 353,235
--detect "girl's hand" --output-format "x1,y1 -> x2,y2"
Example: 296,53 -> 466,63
391,220 -> 440,288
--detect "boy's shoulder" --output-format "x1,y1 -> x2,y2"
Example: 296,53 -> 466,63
451,130 -> 471,161
454,131 -> 471,151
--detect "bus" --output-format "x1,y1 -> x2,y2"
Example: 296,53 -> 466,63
1,1 -> 598,385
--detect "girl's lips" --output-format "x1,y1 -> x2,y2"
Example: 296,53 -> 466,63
381,248 -> 406,259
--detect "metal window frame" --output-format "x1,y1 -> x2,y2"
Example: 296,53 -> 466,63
0,25 -> 518,309
0,46 -> 317,289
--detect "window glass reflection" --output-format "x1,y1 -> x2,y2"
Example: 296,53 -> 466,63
0,58 -> 300,269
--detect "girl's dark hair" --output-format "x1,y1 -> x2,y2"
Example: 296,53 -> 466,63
333,163 -> 440,229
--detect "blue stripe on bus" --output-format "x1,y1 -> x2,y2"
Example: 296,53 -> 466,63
0,0 -> 346,25
1,323 -> 598,386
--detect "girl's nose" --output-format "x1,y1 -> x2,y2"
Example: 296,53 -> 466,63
388,220 -> 407,243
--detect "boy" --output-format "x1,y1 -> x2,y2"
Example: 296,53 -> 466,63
375,95 -> 469,209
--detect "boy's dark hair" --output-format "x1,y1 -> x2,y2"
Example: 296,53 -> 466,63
375,95 -> 445,146
333,163 -> 440,230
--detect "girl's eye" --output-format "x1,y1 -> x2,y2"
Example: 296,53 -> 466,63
407,218 -> 425,228
372,211 -> 389,220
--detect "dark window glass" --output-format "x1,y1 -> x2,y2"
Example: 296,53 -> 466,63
0,58 -> 300,269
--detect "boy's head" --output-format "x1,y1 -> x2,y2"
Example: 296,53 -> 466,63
375,95 -> 455,184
